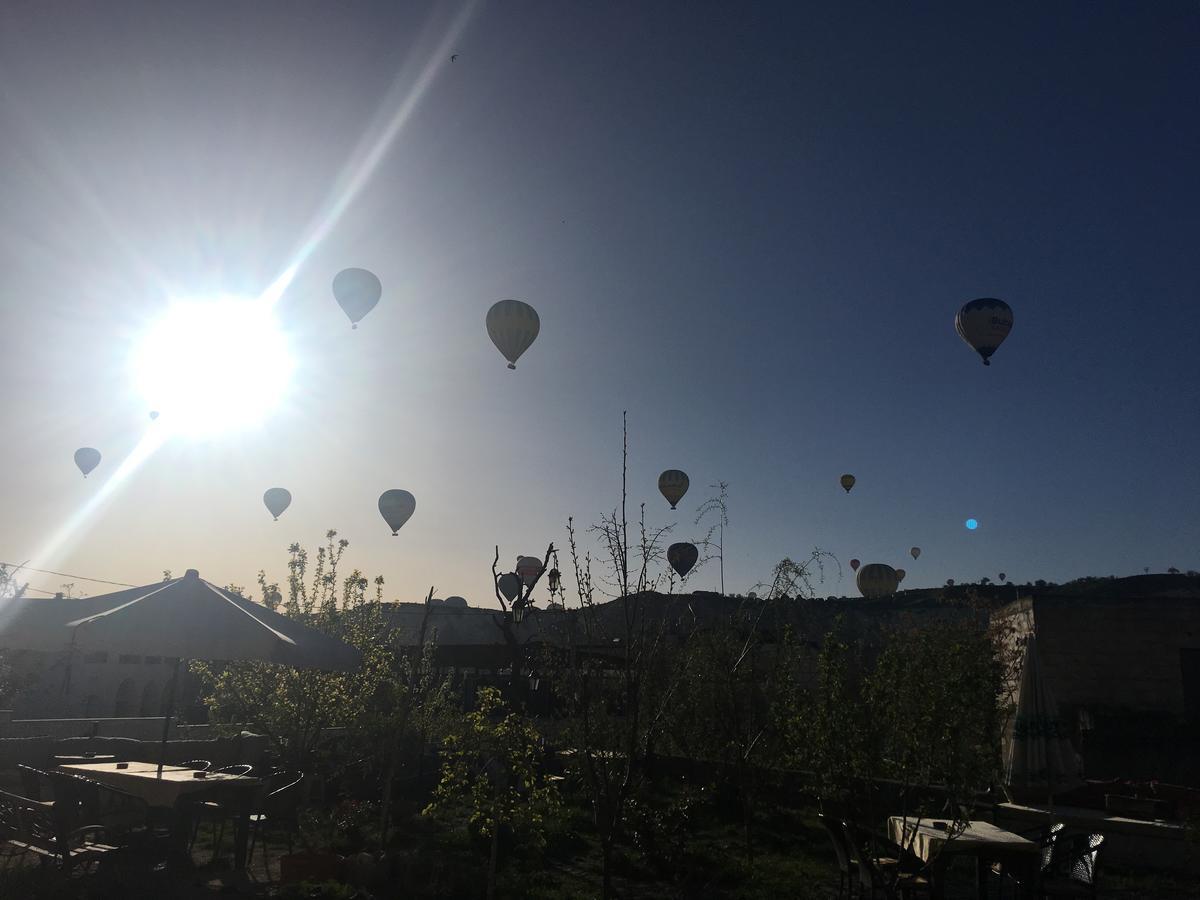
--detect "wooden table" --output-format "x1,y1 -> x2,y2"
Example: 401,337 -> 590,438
61,762 -> 261,868
888,816 -> 1041,899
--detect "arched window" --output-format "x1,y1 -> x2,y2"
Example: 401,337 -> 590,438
139,681 -> 160,717
159,677 -> 176,717
113,678 -> 137,718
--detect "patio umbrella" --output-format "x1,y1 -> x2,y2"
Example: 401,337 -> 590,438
1004,633 -> 1082,804
4,569 -> 361,774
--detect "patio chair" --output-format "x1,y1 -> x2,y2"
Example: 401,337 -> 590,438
817,812 -> 857,898
1039,833 -> 1104,899
844,821 -> 930,900
993,821 -> 1063,898
47,768 -> 149,834
181,759 -> 212,771
187,763 -> 260,862
246,771 -> 305,878
214,764 -> 254,777
0,785 -> 118,874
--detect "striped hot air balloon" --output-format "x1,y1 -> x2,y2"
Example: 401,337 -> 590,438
856,563 -> 900,599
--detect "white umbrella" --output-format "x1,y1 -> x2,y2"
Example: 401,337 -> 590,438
1004,634 -> 1082,802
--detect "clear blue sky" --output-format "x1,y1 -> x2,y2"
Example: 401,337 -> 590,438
1,1 -> 1197,605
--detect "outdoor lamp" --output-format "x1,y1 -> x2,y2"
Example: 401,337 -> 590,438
513,602 -> 525,624
548,567 -> 561,593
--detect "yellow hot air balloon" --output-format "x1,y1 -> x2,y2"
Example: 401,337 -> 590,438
955,297 -> 1013,366
856,563 -> 900,599
840,474 -> 856,493
486,299 -> 540,369
658,470 -> 689,510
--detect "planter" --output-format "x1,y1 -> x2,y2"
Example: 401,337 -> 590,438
1105,794 -> 1175,821
278,850 -> 343,884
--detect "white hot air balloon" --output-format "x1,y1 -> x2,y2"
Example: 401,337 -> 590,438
516,556 -> 544,588
486,299 -> 540,369
378,489 -> 416,535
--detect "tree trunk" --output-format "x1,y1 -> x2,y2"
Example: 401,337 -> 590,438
601,835 -> 613,900
486,825 -> 499,900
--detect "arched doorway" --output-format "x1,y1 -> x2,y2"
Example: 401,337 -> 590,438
113,678 -> 137,717
140,680 -> 160,717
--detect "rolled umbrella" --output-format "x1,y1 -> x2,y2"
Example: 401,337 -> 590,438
1004,634 -> 1082,805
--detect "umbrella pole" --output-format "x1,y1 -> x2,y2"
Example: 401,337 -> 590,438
158,657 -> 183,778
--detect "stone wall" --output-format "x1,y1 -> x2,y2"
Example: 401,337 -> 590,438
1032,596 -> 1200,718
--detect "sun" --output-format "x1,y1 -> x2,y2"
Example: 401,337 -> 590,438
131,295 -> 295,436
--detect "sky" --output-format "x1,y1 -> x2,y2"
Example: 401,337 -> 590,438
1,1 -> 1197,607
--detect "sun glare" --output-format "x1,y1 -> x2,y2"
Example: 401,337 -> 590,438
131,295 -> 294,436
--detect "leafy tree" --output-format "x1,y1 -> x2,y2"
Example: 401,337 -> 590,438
195,530 -> 451,840
423,687 -> 560,900
788,613 -> 1003,889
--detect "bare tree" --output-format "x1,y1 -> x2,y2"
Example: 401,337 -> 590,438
695,481 -> 729,594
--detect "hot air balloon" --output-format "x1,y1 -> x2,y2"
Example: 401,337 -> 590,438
658,470 -> 689,510
999,572 -> 1007,583
74,447 -> 101,478
896,568 -> 907,583
667,542 -> 698,579
333,268 -> 382,329
849,558 -> 860,572
486,299 -> 540,369
856,563 -> 900,599
955,297 -> 1013,366
263,488 -> 292,521
910,547 -> 921,560
149,410 -> 159,421
378,489 -> 416,535
497,573 -> 521,603
516,556 -> 544,587
840,474 -> 856,493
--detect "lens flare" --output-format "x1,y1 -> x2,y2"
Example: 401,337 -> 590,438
965,518 -> 979,530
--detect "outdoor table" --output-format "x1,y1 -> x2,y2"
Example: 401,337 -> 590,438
888,816 -> 1040,899
60,761 -> 261,869
53,754 -> 116,764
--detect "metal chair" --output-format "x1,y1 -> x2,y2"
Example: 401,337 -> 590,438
818,812 -> 858,898
994,821 -> 1064,898
246,771 -> 305,879
180,759 -> 212,771
214,764 -> 254,777
187,764 -> 258,862
1039,833 -> 1104,899
844,820 -> 931,900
